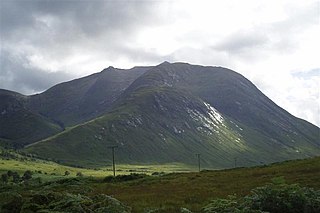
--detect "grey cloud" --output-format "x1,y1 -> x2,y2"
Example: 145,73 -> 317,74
213,31 -> 268,53
0,50 -> 75,95
292,68 -> 320,79
1,0 -> 160,39
0,0 -> 165,93
1,0 -> 164,53
211,1 -> 318,60
271,1 -> 319,34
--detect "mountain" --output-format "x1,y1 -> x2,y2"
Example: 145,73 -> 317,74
27,66 -> 151,126
17,62 -> 319,168
0,90 -> 62,148
0,66 -> 150,148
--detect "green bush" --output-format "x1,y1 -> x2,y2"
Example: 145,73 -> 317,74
12,172 -> 20,183
203,180 -> 320,213
202,195 -> 240,212
103,173 -> 147,182
0,192 -> 23,213
22,170 -> 33,181
0,191 -> 132,213
244,182 -> 320,213
1,173 -> 8,183
7,170 -> 13,177
76,171 -> 83,177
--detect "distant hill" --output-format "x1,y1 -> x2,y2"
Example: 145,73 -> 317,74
27,66 -> 151,126
0,90 -> 62,148
0,66 -> 150,148
8,62 -> 316,168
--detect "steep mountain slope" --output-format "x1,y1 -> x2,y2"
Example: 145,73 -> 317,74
27,66 -> 150,126
0,90 -> 62,148
0,66 -> 149,148
136,62 -> 319,152
24,62 -> 320,168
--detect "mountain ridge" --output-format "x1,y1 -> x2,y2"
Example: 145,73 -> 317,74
0,62 -> 319,168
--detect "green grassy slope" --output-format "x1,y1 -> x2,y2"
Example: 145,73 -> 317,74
28,66 -> 150,126
0,90 -> 62,148
25,83 -> 319,168
0,67 -> 149,148
25,88 -> 247,167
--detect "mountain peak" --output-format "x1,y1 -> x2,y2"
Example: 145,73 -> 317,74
101,66 -> 116,72
159,61 -> 171,66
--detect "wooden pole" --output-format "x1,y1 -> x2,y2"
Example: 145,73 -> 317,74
108,146 -> 118,176
196,153 -> 201,172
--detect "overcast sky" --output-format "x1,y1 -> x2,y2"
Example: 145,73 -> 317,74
0,0 -> 319,126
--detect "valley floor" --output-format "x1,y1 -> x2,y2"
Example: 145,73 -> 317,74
0,156 -> 319,212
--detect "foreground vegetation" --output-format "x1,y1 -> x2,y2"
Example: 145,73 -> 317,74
0,155 -> 319,212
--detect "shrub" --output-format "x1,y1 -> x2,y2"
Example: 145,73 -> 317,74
76,172 -> 83,177
64,171 -> 70,176
1,173 -> 8,183
103,176 -> 115,182
12,172 -> 20,183
244,182 -> 320,213
0,192 -> 23,213
22,170 -> 33,181
203,180 -> 320,213
202,195 -> 242,213
152,171 -> 166,176
7,170 -> 13,177
103,173 -> 147,183
17,191 -> 131,213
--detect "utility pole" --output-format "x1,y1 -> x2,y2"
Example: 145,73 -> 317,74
107,145 -> 118,176
196,153 -> 201,172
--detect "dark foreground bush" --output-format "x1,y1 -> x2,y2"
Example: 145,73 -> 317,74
244,182 -> 320,213
203,181 -> 320,213
103,173 -> 147,182
0,192 -> 23,213
0,191 -> 131,213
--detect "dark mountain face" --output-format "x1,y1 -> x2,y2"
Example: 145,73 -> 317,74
1,62 -> 319,168
27,66 -> 150,126
0,90 -> 62,148
0,66 -> 149,147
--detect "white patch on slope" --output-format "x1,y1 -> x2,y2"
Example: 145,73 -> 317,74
187,102 -> 225,131
203,102 -> 224,124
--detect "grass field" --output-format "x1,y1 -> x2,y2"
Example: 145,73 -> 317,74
1,154 -> 319,212
0,157 -> 194,181
90,157 -> 320,212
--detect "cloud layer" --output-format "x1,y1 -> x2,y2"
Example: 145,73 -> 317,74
0,0 -> 319,126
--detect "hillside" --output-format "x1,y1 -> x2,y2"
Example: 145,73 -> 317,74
0,66 -> 150,148
24,62 -> 320,168
27,66 -> 150,126
0,90 -> 62,148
